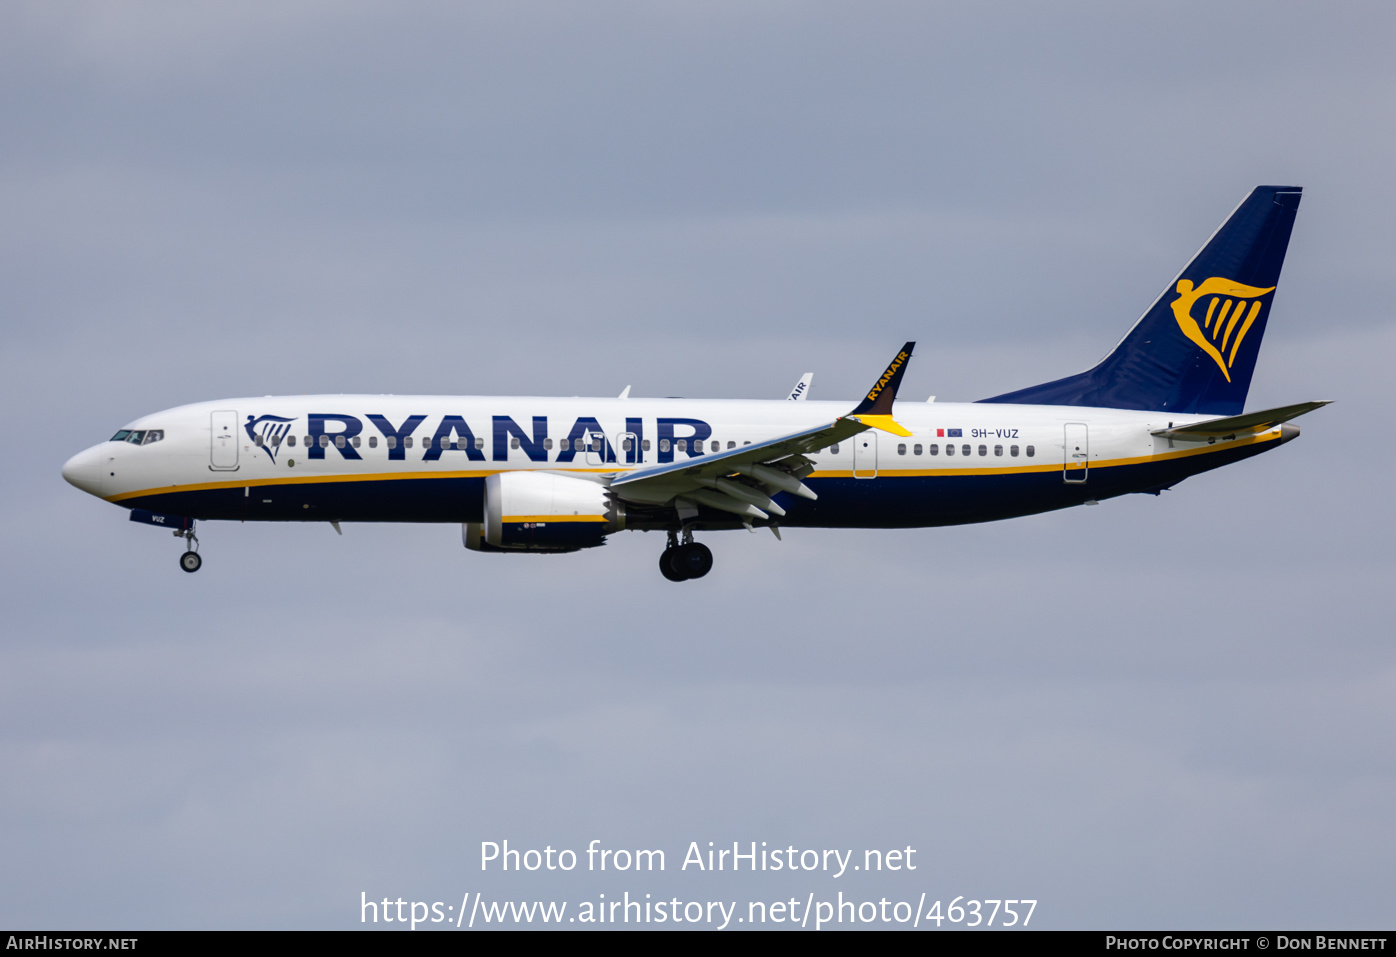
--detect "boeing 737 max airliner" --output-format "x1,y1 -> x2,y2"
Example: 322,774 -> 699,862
62,185 -> 1327,581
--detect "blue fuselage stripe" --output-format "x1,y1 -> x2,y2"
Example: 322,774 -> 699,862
119,437 -> 1279,528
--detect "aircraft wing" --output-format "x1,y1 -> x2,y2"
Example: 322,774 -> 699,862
609,416 -> 866,506
610,343 -> 915,520
1150,400 -> 1331,441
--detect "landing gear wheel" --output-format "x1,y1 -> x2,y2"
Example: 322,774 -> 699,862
678,542 -> 712,579
659,548 -> 687,581
180,551 -> 202,573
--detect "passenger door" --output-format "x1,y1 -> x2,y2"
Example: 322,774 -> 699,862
1063,423 -> 1088,483
854,431 -> 877,479
210,410 -> 239,470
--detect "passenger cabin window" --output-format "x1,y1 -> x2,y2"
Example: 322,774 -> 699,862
913,444 -> 922,455
352,436 -> 361,448
404,436 -> 413,448
978,444 -> 987,456
1026,445 -> 1035,457
929,443 -> 938,455
510,437 -> 520,450
385,436 -> 396,449
253,435 -> 264,446
727,441 -> 735,449
369,436 -> 378,448
544,438 -> 554,450
994,444 -> 1003,456
335,435 -> 345,448
830,443 -> 840,455
642,439 -> 651,451
897,443 -> 907,455
659,439 -> 670,452
287,435 -> 297,447
1010,444 -> 1019,457
475,437 -> 484,450
962,444 -> 971,456
946,444 -> 955,456
676,439 -> 687,452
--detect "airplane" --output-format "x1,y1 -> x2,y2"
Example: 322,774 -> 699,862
62,185 -> 1328,581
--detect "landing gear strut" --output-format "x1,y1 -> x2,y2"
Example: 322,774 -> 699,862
659,528 -> 712,582
176,525 -> 201,573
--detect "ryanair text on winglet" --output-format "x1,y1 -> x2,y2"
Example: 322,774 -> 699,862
864,350 -> 910,403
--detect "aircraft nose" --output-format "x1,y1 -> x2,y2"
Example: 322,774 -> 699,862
62,445 -> 106,496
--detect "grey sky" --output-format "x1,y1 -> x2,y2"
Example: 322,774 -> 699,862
2,1 -> 1393,929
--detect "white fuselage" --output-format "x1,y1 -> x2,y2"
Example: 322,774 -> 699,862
61,395 -> 1284,530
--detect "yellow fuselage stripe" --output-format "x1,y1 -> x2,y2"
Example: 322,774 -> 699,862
502,515 -> 608,523
107,430 -> 1280,503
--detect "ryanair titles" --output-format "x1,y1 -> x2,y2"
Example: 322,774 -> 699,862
245,413 -> 717,466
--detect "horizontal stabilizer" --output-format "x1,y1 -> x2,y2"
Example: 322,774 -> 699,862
1151,400 -> 1331,440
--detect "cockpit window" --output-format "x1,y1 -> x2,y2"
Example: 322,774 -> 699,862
112,429 -> 163,445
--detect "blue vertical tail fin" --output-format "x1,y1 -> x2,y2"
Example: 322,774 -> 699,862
980,185 -> 1302,415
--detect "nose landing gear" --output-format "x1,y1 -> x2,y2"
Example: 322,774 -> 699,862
176,525 -> 202,573
659,529 -> 712,582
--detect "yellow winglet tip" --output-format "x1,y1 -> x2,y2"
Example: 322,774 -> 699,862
852,414 -> 913,437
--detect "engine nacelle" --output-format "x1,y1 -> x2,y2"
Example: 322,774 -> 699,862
464,471 -> 623,553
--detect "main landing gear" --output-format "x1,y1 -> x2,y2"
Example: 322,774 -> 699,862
176,525 -> 202,573
659,529 -> 712,582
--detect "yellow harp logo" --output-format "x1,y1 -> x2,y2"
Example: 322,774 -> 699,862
1170,277 -> 1274,382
